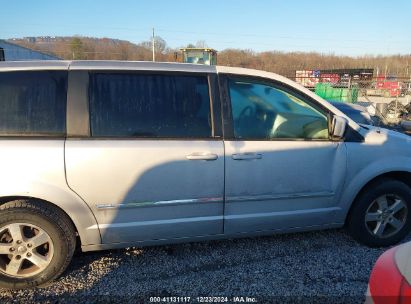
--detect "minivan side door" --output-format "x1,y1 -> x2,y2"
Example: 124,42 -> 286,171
65,70 -> 224,244
220,75 -> 347,234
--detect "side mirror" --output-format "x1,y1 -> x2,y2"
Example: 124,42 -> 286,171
331,115 -> 348,140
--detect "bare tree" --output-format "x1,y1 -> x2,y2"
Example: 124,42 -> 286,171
9,36 -> 411,77
195,40 -> 208,48
140,36 -> 167,54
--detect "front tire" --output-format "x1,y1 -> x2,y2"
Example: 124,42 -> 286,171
0,199 -> 76,289
348,179 -> 411,247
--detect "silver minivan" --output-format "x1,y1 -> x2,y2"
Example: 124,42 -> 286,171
1,61 -> 411,289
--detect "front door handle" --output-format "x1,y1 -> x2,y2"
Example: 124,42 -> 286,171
232,153 -> 262,160
186,153 -> 218,161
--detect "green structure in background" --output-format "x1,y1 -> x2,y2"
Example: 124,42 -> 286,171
315,83 -> 358,103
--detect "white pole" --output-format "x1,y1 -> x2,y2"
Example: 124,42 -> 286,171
152,28 -> 155,62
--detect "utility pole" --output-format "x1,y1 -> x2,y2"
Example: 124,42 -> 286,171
152,28 -> 155,62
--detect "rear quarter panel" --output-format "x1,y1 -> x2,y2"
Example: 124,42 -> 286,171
0,139 -> 100,246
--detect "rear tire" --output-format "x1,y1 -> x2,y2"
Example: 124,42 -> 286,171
0,199 -> 76,289
347,179 -> 411,247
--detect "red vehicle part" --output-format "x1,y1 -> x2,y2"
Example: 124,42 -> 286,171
368,244 -> 411,303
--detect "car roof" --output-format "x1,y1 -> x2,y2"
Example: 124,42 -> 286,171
0,60 -> 312,89
0,60 -> 216,73
0,60 -> 70,71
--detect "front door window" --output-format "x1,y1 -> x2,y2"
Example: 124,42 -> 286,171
228,78 -> 329,140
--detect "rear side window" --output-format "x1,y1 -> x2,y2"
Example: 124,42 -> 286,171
0,71 -> 67,136
89,73 -> 212,138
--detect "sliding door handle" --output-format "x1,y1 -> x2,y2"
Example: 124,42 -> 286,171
232,153 -> 262,160
186,153 -> 218,161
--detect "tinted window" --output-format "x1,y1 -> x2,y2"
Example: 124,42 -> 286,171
0,71 -> 67,136
0,48 -> 4,61
89,73 -> 212,138
229,78 -> 328,140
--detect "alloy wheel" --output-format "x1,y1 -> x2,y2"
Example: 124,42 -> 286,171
0,223 -> 54,278
365,194 -> 408,239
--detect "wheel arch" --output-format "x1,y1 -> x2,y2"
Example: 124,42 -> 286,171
343,171 -> 411,225
0,193 -> 101,249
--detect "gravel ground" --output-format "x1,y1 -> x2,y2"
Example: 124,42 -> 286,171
1,228 -> 410,304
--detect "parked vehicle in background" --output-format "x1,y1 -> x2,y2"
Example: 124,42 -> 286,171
295,68 -> 373,89
367,75 -> 402,98
366,241 -> 411,303
329,101 -> 374,125
1,61 -> 411,289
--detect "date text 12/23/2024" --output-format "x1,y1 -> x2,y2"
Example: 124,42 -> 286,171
149,296 -> 258,303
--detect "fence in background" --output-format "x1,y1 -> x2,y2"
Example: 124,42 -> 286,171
293,71 -> 411,125
294,74 -> 411,104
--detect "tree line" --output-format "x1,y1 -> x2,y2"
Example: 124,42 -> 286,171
11,36 -> 411,78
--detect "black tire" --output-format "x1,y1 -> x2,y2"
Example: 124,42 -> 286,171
347,179 -> 411,247
0,199 -> 76,289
